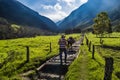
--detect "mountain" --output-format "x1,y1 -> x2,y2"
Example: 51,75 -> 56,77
0,0 -> 57,32
58,0 -> 120,31
56,19 -> 64,26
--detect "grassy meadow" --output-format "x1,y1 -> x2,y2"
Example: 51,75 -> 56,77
0,34 -> 80,79
86,32 -> 120,80
65,32 -> 120,80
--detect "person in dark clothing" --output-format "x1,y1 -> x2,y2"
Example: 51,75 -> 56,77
58,35 -> 67,65
67,36 -> 75,50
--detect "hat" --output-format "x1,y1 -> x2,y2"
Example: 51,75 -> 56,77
61,35 -> 65,38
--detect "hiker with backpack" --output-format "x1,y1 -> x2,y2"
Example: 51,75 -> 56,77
58,35 -> 67,65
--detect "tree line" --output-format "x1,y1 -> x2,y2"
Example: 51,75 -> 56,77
0,17 -> 55,39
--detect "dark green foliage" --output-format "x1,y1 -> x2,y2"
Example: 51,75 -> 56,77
0,17 -> 55,39
65,28 -> 81,34
0,17 -> 13,39
93,12 -> 112,34
113,24 -> 120,32
93,12 -> 112,44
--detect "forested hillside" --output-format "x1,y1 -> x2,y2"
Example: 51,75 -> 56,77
0,17 -> 55,39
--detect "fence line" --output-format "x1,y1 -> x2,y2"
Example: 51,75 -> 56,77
85,35 -> 114,80
0,42 -> 53,63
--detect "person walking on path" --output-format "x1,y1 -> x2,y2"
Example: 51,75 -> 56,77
67,36 -> 75,51
58,35 -> 67,65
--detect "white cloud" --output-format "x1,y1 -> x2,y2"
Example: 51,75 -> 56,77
62,0 -> 76,3
41,3 -> 62,11
80,0 -> 88,3
41,11 -> 67,22
54,3 -> 62,10
18,0 -> 88,22
39,3 -> 66,22
62,0 -> 76,7
39,0 -> 88,22
41,5 -> 53,10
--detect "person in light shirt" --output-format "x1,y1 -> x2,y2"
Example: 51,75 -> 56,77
58,35 -> 67,65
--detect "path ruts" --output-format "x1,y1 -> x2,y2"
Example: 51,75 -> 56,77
21,35 -> 84,80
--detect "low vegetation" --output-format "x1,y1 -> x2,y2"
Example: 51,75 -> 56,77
65,39 -> 105,80
0,34 -> 80,79
65,32 -> 120,80
87,32 -> 120,79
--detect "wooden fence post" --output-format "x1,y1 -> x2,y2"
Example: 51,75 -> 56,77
81,37 -> 84,45
89,41 -> 91,51
86,38 -> 89,46
104,57 -> 114,80
26,46 -> 30,62
92,45 -> 95,59
50,42 -> 52,52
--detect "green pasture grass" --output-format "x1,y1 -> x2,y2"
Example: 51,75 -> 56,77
96,47 -> 120,80
65,39 -> 105,80
86,32 -> 120,47
65,35 -> 120,80
85,32 -> 120,79
0,34 -> 80,79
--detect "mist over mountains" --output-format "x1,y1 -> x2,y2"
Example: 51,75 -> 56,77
58,0 -> 120,31
0,0 -> 57,32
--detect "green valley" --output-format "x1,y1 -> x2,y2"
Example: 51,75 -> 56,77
0,34 -> 80,79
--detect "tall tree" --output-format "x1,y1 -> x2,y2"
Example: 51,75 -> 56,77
93,12 -> 112,44
0,17 -> 13,39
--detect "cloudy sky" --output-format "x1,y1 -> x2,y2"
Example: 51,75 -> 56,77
17,0 -> 88,22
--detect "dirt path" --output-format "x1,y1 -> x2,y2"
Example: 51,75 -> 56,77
21,35 -> 84,80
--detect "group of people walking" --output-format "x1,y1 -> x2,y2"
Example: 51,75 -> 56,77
58,35 -> 75,65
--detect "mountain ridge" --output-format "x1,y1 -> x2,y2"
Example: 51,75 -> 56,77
58,0 -> 120,31
0,0 -> 57,32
